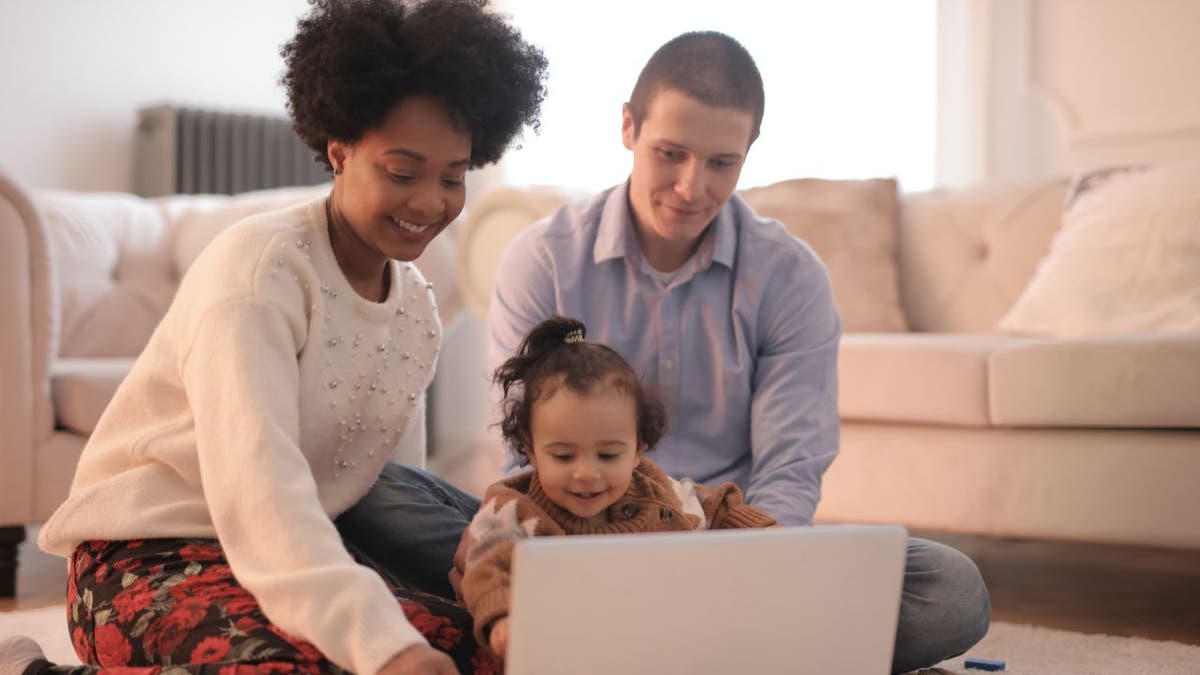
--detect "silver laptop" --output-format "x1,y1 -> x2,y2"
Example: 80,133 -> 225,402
506,524 -> 907,675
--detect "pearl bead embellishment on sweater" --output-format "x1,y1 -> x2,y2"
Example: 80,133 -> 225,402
273,238 -> 438,480
322,282 -> 438,480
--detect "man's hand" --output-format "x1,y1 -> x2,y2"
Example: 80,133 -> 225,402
488,617 -> 511,658
378,644 -> 459,675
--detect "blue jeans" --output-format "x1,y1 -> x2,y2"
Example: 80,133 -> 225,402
335,461 -> 481,599
337,462 -> 990,674
893,537 -> 991,673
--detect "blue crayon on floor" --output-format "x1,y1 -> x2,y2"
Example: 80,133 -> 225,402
964,657 -> 1006,671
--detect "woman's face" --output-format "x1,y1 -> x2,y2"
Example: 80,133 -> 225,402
328,95 -> 472,265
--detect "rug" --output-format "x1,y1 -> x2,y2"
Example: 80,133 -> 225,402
917,622 -> 1200,675
3,606 -> 1198,674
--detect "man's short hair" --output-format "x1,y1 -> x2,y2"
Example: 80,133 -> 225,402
627,31 -> 765,145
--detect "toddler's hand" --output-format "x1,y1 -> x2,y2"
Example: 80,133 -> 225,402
489,617 -> 511,658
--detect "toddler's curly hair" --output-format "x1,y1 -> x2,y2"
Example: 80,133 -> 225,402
494,316 -> 668,465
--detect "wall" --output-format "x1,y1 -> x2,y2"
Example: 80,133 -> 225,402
0,0 -> 310,192
1024,0 -> 1200,175
8,0 -> 1196,448
8,1 -> 1197,192
937,0 -> 1200,186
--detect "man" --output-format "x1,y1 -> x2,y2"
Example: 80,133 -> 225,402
484,31 -> 990,673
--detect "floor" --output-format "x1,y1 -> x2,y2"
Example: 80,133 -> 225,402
7,529 -> 1199,647
5,441 -> 1199,647
913,530 -> 1200,646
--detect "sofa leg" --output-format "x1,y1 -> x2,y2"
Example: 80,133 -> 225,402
0,525 -> 25,598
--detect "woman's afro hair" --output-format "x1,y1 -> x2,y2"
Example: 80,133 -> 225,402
281,0 -> 548,171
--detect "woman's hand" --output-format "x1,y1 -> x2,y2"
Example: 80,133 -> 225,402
488,617 -> 511,658
378,644 -> 460,675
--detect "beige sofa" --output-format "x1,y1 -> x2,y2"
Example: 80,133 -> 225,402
4,167 -> 1197,597
0,169 -> 464,596
453,179 -> 1200,551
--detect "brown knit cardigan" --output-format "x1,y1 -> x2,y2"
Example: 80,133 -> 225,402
449,456 -> 776,647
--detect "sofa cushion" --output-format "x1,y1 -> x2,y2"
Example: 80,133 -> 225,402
740,178 -> 908,332
162,184 -> 332,274
40,192 -> 178,358
838,333 -> 1017,426
897,180 -> 1068,333
455,186 -> 588,321
990,334 -> 1200,428
51,358 -> 134,435
41,184 -> 464,364
998,159 -> 1200,336
164,183 -> 464,323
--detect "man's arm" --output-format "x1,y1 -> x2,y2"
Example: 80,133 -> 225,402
486,225 -> 559,386
745,255 -> 842,526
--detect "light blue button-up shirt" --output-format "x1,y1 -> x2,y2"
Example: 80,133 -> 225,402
486,182 -> 841,525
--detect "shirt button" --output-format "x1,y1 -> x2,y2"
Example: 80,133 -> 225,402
663,358 -> 675,370
621,504 -> 638,519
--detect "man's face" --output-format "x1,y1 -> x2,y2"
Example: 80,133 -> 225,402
622,88 -> 754,270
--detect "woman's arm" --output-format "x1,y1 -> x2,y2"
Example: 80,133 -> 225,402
184,299 -> 425,675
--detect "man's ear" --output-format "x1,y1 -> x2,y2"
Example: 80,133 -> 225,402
621,103 -> 636,151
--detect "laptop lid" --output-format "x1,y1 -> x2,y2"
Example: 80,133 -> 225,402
505,524 -> 907,675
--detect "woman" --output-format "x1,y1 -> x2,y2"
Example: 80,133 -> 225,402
0,1 -> 547,674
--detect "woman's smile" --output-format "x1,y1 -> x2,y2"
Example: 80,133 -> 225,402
386,215 -> 438,235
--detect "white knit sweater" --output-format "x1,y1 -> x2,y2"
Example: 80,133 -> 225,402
39,197 -> 441,675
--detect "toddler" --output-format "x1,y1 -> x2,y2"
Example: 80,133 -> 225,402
450,315 -> 777,657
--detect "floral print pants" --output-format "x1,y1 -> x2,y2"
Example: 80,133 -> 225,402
30,539 -> 500,675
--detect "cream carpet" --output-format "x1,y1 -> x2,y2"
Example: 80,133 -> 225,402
2,606 -> 1199,674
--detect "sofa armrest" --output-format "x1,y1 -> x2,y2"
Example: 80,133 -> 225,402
455,186 -> 582,322
0,169 -> 58,524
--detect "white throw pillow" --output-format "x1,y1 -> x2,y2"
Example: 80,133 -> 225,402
998,159 -> 1200,336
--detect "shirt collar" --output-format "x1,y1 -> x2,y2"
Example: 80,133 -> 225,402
593,181 -> 638,264
593,180 -> 738,271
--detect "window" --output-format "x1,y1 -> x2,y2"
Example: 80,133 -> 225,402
497,0 -> 937,192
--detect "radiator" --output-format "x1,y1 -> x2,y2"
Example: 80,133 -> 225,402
134,104 -> 329,197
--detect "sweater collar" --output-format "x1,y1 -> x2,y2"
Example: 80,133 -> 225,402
513,457 -> 667,536
306,197 -> 407,324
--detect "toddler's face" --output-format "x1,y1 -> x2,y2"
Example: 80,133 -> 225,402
527,384 -> 641,523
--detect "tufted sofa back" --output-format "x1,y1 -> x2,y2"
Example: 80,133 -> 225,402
454,178 -> 1072,333
39,185 -> 322,358
896,179 -> 1068,332
28,185 -> 462,360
